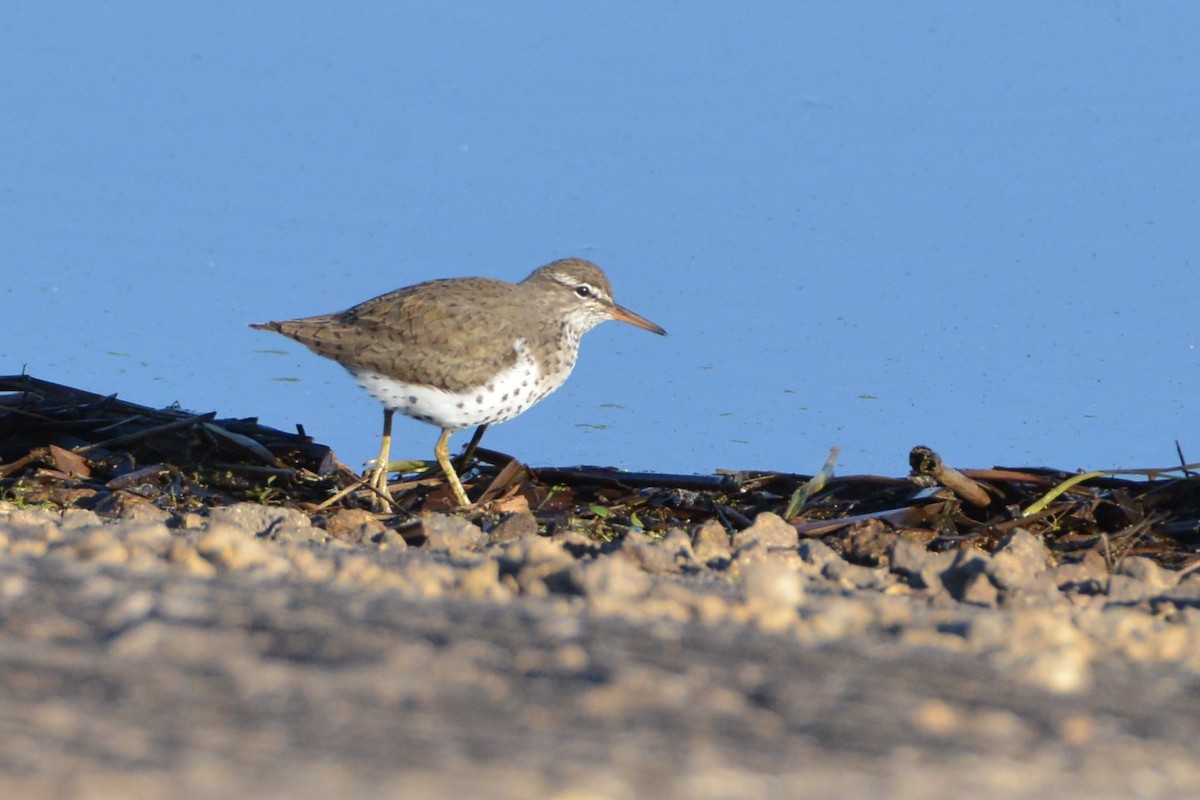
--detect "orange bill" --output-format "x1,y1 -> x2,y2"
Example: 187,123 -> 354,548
610,303 -> 667,336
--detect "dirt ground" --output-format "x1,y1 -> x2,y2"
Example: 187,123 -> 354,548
1,500 -> 1199,799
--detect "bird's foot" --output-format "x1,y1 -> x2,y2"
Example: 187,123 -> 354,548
365,463 -> 397,512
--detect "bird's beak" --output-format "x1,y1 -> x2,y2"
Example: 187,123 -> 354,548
609,302 -> 667,336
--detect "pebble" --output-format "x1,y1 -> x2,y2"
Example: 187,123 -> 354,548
487,511 -> 539,543
1158,573 -> 1200,609
320,509 -> 387,544
889,537 -> 953,591
419,515 -> 486,554
731,512 -> 797,562
571,553 -> 652,600
616,530 -> 683,575
740,562 -> 803,631
195,521 -> 280,572
691,520 -> 731,567
1113,556 -> 1178,594
822,558 -> 897,592
834,523 -> 898,566
796,538 -> 841,569
960,571 -> 1001,608
0,499 -> 1196,701
208,503 -> 315,541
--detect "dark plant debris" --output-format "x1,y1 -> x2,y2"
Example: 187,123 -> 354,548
2,374 -> 1198,571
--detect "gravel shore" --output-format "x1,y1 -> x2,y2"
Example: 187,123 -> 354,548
1,501 -> 1198,798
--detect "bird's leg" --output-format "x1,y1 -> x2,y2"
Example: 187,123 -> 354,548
456,423 -> 489,471
435,427 -> 472,508
367,409 -> 395,502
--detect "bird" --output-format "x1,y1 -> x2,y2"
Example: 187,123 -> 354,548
250,257 -> 666,508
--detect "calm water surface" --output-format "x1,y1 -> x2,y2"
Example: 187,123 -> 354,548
3,3 -> 1197,476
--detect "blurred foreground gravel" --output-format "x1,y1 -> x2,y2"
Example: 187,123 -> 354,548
1,501 -> 1199,799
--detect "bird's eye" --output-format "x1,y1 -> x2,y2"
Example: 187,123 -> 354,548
575,285 -> 591,298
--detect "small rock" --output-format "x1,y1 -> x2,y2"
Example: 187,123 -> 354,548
1099,561 -> 1176,604
571,554 -> 652,600
941,548 -> 991,600
732,512 -> 797,553
195,521 -> 274,571
488,511 -> 539,543
59,508 -> 103,529
991,529 -> 1053,574
691,520 -> 731,567
993,609 -> 1094,693
889,537 -> 953,591
335,553 -> 390,589
4,508 -> 58,527
288,547 -> 336,581
1054,550 -> 1109,593
617,531 -> 682,575
660,528 -> 696,566
104,590 -> 157,631
549,529 -> 602,558
797,539 -> 841,569
503,534 -> 575,569
320,508 -> 387,544
960,570 -> 1000,607
822,558 -> 895,591
208,503 -> 315,540
91,490 -> 156,519
75,529 -> 130,565
9,539 -> 48,557
120,503 -> 172,524
1006,647 -> 1092,694
173,511 -> 207,530
801,595 -> 877,639
1158,573 -> 1200,609
168,540 -> 217,576
741,561 -> 805,609
419,515 -> 486,554
991,565 -> 1063,606
986,529 -> 1053,593
457,558 -> 506,599
376,529 -> 408,550
834,522 -> 899,566
1116,557 -> 1178,592
119,522 -> 174,551
2,516 -> 63,546
502,535 -> 576,595
1105,575 -> 1154,605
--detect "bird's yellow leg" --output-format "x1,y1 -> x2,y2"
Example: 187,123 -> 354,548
456,423 -> 489,471
368,409 -> 395,499
435,427 -> 471,508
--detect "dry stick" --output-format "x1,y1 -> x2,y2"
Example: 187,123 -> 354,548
529,466 -> 743,493
313,472 -> 400,513
795,504 -> 934,538
201,422 -> 284,466
206,462 -> 301,478
909,445 -> 992,507
313,477 -> 370,511
475,457 -> 526,506
1176,440 -> 1193,476
1023,461 -> 1200,517
74,411 -> 217,454
1177,557 -> 1200,579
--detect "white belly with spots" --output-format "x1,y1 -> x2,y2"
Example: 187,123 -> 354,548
351,340 -> 566,431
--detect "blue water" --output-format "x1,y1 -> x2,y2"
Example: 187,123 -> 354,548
3,3 -> 1198,477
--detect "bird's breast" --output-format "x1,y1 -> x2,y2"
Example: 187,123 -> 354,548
351,339 -> 569,430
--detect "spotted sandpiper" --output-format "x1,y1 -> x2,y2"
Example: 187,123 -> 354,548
251,257 -> 666,508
